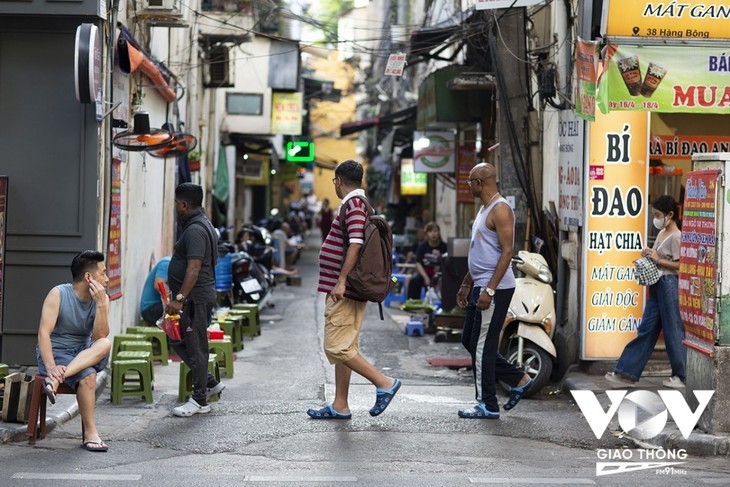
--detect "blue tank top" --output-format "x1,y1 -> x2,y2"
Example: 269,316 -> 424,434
49,283 -> 96,350
468,197 -> 516,290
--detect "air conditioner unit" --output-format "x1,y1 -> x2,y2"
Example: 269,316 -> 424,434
142,0 -> 175,10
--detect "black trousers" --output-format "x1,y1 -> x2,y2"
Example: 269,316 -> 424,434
461,286 -> 524,412
169,300 -> 214,405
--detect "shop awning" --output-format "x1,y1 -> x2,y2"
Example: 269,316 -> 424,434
339,106 -> 417,137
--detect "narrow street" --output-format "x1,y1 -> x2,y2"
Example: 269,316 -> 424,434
1,241 -> 729,486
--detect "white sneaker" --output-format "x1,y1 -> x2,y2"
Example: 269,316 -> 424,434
605,372 -> 636,388
172,398 -> 211,417
206,382 -> 225,401
662,376 -> 686,389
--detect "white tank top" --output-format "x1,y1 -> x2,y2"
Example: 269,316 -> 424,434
468,197 -> 516,289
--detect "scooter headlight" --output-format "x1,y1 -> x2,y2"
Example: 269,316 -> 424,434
537,265 -> 552,284
541,317 -> 552,335
505,310 -> 515,324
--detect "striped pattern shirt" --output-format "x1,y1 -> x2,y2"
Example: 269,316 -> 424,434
318,189 -> 367,300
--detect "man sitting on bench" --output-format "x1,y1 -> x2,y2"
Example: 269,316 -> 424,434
36,250 -> 112,452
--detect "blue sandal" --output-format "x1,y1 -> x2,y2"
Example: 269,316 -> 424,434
503,378 -> 534,411
458,403 -> 500,419
306,404 -> 352,420
369,378 -> 401,416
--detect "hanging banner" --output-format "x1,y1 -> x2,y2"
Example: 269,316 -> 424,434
0,176 -> 7,330
582,110 -> 649,359
558,111 -> 584,231
650,135 -> 730,160
678,169 -> 720,355
384,53 -> 407,76
575,37 -> 599,122
457,146 -> 477,204
107,159 -> 122,300
600,45 -> 730,114
602,0 -> 730,41
271,92 -> 303,135
400,158 -> 427,195
413,131 -> 455,173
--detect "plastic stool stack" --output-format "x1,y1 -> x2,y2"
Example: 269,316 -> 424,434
384,274 -> 408,307
178,354 -> 220,403
208,337 -> 234,378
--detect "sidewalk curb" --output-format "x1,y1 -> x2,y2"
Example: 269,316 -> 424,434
562,372 -> 730,457
0,370 -> 108,444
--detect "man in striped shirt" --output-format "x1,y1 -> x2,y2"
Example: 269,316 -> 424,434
307,160 -> 401,420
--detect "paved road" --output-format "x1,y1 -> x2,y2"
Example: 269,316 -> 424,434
2,241 -> 729,486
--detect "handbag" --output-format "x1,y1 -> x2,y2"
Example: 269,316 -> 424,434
634,256 -> 661,286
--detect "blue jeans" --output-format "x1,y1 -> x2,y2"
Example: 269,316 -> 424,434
614,275 -> 686,382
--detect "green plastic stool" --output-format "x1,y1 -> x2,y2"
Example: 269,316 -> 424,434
111,359 -> 153,404
120,341 -> 153,353
208,337 -> 234,378
0,363 -> 9,381
178,354 -> 220,403
112,334 -> 146,362
232,304 -> 260,336
126,326 -> 169,365
116,350 -> 154,384
216,320 -> 243,352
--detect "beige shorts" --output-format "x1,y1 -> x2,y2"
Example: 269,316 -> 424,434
323,294 -> 367,364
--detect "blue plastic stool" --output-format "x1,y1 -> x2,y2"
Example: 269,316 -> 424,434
385,273 -> 408,307
405,321 -> 425,337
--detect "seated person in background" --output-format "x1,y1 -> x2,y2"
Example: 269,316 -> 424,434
139,256 -> 171,325
407,222 -> 447,300
273,221 -> 304,270
36,250 -> 112,452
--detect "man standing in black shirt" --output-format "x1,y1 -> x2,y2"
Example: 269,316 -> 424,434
166,183 -> 224,417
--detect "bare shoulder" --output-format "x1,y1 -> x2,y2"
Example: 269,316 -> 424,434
486,201 -> 514,229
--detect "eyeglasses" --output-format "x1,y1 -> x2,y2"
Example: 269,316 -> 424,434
465,178 -> 483,186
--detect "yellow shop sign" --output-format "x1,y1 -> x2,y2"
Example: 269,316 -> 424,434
603,1 -> 730,41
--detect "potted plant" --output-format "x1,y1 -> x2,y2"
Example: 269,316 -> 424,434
188,150 -> 202,171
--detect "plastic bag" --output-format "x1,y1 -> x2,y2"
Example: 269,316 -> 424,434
155,281 -> 182,340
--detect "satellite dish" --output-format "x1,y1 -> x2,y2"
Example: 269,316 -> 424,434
147,133 -> 198,158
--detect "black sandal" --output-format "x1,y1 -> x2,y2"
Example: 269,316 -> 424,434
41,378 -> 57,405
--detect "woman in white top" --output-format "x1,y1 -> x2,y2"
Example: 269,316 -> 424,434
606,195 -> 687,389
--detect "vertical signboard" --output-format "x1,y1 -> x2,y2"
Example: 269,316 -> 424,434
457,146 -> 476,204
400,158 -> 427,195
271,92 -> 303,135
582,110 -> 649,359
0,177 -> 7,330
558,111 -> 584,231
107,158 -> 122,300
678,170 -> 720,355
575,38 -> 599,122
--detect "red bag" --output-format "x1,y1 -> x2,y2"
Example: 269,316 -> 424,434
155,281 -> 181,341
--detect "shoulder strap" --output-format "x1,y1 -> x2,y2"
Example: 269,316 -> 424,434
189,220 -> 218,268
338,195 -> 373,245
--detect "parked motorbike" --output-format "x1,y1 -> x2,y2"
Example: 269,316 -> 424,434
499,250 -> 556,397
217,241 -> 273,307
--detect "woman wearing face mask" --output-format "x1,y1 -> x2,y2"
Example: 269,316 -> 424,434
605,195 -> 687,389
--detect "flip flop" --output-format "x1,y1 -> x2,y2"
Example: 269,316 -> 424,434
503,378 -> 534,411
81,440 -> 109,452
369,378 -> 401,417
458,403 -> 500,419
41,378 -> 57,405
306,404 -> 352,419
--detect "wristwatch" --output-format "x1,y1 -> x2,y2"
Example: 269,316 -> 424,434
175,293 -> 186,303
482,287 -> 495,297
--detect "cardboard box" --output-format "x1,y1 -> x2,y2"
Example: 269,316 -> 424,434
2,373 -> 35,424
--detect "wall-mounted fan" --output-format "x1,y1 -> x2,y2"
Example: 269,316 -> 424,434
112,112 -> 172,151
147,133 -> 198,158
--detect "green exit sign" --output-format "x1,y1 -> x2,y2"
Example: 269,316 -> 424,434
286,141 -> 315,162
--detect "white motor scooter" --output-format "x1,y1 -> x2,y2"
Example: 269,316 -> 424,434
499,250 -> 556,397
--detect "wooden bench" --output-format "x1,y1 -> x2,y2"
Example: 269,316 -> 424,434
26,374 -> 83,445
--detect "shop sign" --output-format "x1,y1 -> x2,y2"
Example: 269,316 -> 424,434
678,169 -> 720,355
384,53 -> 406,76
107,159 -> 122,300
400,158 -> 427,195
600,45 -> 730,114
457,146 -> 477,204
271,92 -> 303,135
475,0 -> 544,9
575,38 -> 599,122
582,110 -> 649,359
558,111 -> 583,231
650,135 -> 730,160
413,131 -> 455,173
603,0 -> 730,41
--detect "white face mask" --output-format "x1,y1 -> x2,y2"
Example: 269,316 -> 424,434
653,216 -> 668,230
